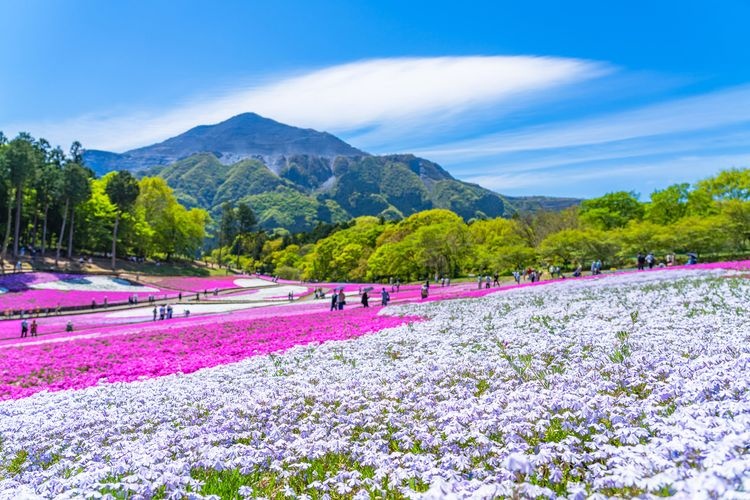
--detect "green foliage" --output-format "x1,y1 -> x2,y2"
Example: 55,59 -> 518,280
147,152 -> 507,233
646,183 -> 689,224
539,229 -> 617,266
580,191 -> 644,230
106,170 -> 140,213
302,216 -> 384,281
696,168 -> 750,201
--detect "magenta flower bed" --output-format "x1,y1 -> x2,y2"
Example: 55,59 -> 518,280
147,275 -> 262,292
0,307 -> 420,400
0,290 -> 169,313
0,273 -> 165,312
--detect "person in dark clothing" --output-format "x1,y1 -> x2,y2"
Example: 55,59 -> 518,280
330,293 -> 338,311
637,253 -> 646,270
361,291 -> 369,308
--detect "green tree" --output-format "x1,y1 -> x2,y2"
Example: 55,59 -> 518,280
579,191 -> 644,230
74,176 -> 117,255
302,216 -> 384,281
516,207 -> 580,247
696,168 -> 750,201
720,200 -> 750,252
2,134 -> 42,260
136,176 -> 209,260
0,140 -> 6,270
56,163 -> 92,266
34,146 -> 65,257
666,215 -> 731,256
613,220 -> 670,260
645,183 -> 689,224
539,229 -> 618,268
105,171 -> 140,270
232,202 -> 257,267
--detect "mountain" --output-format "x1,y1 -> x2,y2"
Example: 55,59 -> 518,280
83,113 -> 364,175
84,112 -> 561,232
503,195 -> 582,212
142,152 -> 508,232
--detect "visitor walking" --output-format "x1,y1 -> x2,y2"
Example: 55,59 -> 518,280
21,319 -> 28,338
30,320 -> 38,337
152,306 -> 157,321
361,291 -> 369,308
381,287 -> 390,306
513,270 -> 521,285
337,289 -> 346,310
330,292 -> 338,311
646,252 -> 655,269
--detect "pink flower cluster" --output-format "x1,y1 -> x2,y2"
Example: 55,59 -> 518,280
0,307 -> 420,400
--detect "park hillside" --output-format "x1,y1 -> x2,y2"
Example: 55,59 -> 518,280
0,127 -> 749,281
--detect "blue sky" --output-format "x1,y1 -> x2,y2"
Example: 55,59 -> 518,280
1,0 -> 749,198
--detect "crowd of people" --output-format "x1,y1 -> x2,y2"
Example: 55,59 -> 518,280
151,303 -> 189,320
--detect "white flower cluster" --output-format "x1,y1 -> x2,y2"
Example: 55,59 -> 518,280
1,269 -> 749,498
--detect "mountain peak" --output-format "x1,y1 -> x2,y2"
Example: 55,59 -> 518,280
84,112 -> 365,174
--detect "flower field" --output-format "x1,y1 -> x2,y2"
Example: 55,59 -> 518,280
1,266 -> 749,497
0,273 -> 163,312
144,276 -> 271,292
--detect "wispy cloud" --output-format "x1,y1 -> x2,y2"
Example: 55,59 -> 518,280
465,152 -> 750,197
0,56 -> 608,151
411,84 -> 750,197
414,85 -> 750,161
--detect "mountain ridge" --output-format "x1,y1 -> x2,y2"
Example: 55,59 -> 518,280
84,113 -> 579,232
84,112 -> 365,174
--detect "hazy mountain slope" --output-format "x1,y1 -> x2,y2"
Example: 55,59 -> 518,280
503,195 -> 582,212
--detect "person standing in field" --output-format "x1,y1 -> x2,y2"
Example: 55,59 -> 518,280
361,291 -> 369,308
381,287 -> 390,306
30,320 -> 38,337
513,270 -> 521,285
337,290 -> 346,310
21,319 -> 28,338
330,292 -> 338,311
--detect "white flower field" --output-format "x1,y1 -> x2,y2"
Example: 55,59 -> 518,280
1,268 -> 749,498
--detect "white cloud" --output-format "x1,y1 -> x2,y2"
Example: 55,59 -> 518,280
415,85 -> 750,161
0,56 -> 608,151
464,152 -> 750,197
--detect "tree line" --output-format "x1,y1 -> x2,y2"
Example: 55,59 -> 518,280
0,132 -> 209,270
209,168 -> 750,282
